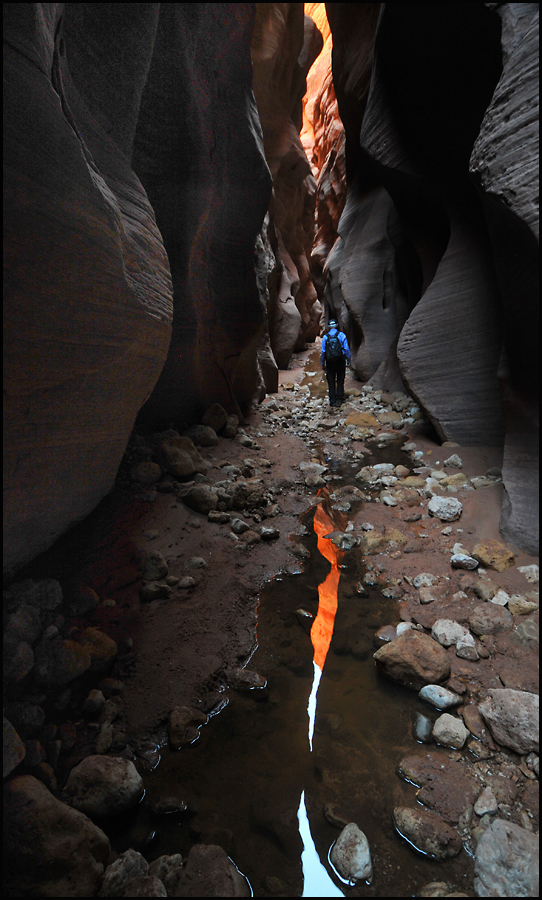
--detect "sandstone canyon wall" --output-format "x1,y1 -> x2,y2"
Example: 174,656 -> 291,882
320,2 -> 538,553
251,2 -> 323,370
3,3 -> 277,577
4,3 -> 173,577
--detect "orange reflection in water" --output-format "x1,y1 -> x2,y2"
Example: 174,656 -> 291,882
310,504 -> 343,671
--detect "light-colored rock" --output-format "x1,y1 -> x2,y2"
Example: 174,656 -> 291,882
472,539 -> 515,571
99,849 -> 148,897
474,818 -> 539,898
474,786 -> 498,817
451,553 -> 478,570
479,689 -> 539,754
373,630 -> 450,691
330,822 -> 373,883
393,807 -> 462,860
456,632 -> 479,661
4,775 -> 110,896
418,685 -> 462,710
469,604 -> 512,635
63,755 -> 144,818
518,564 -> 539,583
490,589 -> 510,606
432,713 -> 469,749
413,573 -> 439,588
428,496 -> 463,522
508,594 -> 539,615
444,454 -> 462,468
431,619 -> 468,647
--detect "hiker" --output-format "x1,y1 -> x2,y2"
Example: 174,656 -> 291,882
321,319 -> 350,408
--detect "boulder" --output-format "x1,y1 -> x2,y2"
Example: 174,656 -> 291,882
63,755 -> 144,818
373,631 -> 450,690
99,849 -> 148,898
4,578 -> 63,612
418,685 -> 462,710
65,584 -> 100,617
129,461 -> 162,484
432,713 -> 469,749
474,818 -> 539,897
330,823 -> 373,883
431,619 -> 468,647
427,496 -> 463,522
119,875 -> 167,897
168,707 -> 207,749
4,775 -> 110,896
148,854 -> 184,895
77,627 -> 118,675
392,807 -> 462,860
137,550 -> 169,581
33,638 -> 92,687
471,539 -> 515,571
185,425 -> 219,447
469,604 -> 512,635
479,689 -> 539,754
172,843 -> 251,896
4,603 -> 42,644
159,435 -> 208,479
181,485 -> 218,515
3,700 -> 45,740
201,403 -> 228,433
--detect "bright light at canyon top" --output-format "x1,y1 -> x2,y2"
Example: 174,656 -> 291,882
301,4 -> 336,178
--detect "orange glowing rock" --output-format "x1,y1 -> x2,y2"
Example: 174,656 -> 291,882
310,503 -> 343,671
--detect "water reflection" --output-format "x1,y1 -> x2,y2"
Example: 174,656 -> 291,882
298,790 -> 345,898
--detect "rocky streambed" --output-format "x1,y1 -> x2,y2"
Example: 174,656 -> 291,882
3,342 -> 539,897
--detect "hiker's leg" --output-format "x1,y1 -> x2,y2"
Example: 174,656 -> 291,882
326,366 -> 336,405
336,360 -> 346,402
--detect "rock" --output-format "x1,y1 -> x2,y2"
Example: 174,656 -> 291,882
428,496 -> 463,522
444,454 -> 463,468
471,539 -> 515,571
168,707 -> 207,749
258,526 -> 280,541
148,854 -> 184,895
469,604 -> 512,635
130,461 -> 162,484
518,564 -> 539,583
373,631 -> 450,690
474,786 -> 498,817
173,843 -> 250,896
4,775 -> 110,896
33,638 -> 91,687
392,807 -> 462,860
120,875 -> 167,897
159,435 -> 208,479
185,424 -> 219,447
3,701 -> 45,740
231,518 -> 250,534
137,550 -> 168,581
360,527 -> 408,554
345,411 -> 379,428
419,685 -> 462,710
330,822 -> 373,883
223,415 -> 239,439
431,619 -> 468,647
330,532 -> 359,550
456,632 -> 479,661
508,595 -> 539,615
208,510 -> 231,524
139,582 -> 171,602
178,576 -> 196,589
479,689 -> 539,754
99,848 -> 149,897
419,584 -> 449,605
226,668 -> 267,691
413,573 -> 439,588
490,589 -> 511,606
77,627 -> 118,675
201,403 -> 228,433
432,713 -> 469,749
186,556 -> 207,570
66,584 -> 100,617
414,713 -> 434,743
63,755 -> 144,818
474,818 -> 539,898
451,554 -> 478,570
4,603 -> 42,644
374,625 -> 397,647
3,637 -> 34,683
227,479 -> 267,510
4,578 -> 63,612
83,689 -> 106,716
181,485 -> 218,515
3,717 -> 26,777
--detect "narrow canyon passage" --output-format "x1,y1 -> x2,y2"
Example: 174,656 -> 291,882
3,3 -> 539,898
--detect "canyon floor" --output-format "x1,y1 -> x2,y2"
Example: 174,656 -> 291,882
13,342 -> 539,897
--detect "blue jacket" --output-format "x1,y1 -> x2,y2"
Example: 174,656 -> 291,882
321,328 -> 350,365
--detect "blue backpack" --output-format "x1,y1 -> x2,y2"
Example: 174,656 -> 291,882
325,331 -> 344,362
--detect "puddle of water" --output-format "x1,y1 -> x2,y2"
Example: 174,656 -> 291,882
98,350 -> 474,895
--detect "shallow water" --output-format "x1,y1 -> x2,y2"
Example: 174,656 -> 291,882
101,359 -> 475,895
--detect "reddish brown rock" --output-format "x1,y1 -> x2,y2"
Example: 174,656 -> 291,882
4,5 -> 173,577
393,807 -> 462,860
373,630 -> 450,690
397,753 -> 478,825
469,604 -> 513,636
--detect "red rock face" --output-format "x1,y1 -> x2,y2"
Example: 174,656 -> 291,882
251,3 -> 323,369
4,4 -> 173,576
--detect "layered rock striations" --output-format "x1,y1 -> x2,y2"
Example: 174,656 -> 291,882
301,3 -> 347,315
323,2 -> 538,552
251,2 -> 323,369
4,4 -> 173,576
134,3 -> 273,428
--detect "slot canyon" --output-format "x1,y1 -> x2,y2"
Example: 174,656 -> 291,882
3,3 -> 539,897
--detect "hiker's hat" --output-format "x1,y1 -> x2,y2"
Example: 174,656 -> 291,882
328,319 -> 338,328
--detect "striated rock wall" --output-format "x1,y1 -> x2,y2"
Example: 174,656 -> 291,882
4,3 -> 173,577
323,2 -> 538,553
251,2 -> 323,369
